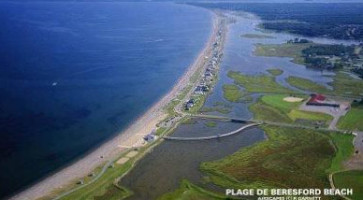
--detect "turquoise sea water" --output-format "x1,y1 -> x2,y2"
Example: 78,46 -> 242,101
0,2 -> 212,198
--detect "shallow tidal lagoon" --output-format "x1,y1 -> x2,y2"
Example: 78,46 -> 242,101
120,120 -> 265,200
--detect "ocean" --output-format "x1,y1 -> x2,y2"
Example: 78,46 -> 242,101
0,2 -> 212,198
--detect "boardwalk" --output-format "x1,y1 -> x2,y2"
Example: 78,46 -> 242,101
163,123 -> 259,141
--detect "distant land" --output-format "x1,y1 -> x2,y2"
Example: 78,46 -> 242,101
191,2 -> 363,40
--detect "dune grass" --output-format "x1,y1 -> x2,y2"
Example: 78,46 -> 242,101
57,134 -> 171,200
61,161 -> 133,200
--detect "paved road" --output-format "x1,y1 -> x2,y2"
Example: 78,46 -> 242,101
353,131 -> 363,153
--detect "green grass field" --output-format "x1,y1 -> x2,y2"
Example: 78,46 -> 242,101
250,100 -> 293,123
333,170 -> 363,200
260,94 -> 303,112
228,71 -> 295,94
327,133 -> 355,173
337,104 -> 363,131
250,94 -> 333,126
288,109 -> 333,122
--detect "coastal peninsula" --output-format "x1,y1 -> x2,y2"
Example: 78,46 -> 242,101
7,2 -> 363,200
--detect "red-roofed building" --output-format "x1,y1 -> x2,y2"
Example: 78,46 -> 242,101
306,94 -> 339,107
309,94 -> 326,103
315,94 -> 326,101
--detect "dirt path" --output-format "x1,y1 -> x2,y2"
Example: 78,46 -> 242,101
329,171 -> 353,200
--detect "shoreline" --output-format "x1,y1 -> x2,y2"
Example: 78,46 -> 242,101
10,12 -> 222,200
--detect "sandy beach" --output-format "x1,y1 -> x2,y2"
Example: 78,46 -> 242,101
10,12 -> 225,200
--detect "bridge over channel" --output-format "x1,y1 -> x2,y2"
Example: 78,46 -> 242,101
191,113 -> 354,133
190,113 -> 258,123
170,113 -> 352,141
163,122 -> 260,141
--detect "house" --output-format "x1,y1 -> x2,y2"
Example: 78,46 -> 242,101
306,94 -> 339,107
194,86 -> 204,95
202,85 -> 209,91
185,99 -> 195,110
144,134 -> 156,142
204,72 -> 213,78
309,94 -> 326,102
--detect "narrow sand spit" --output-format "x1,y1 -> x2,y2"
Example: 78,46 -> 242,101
11,14 -> 222,200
